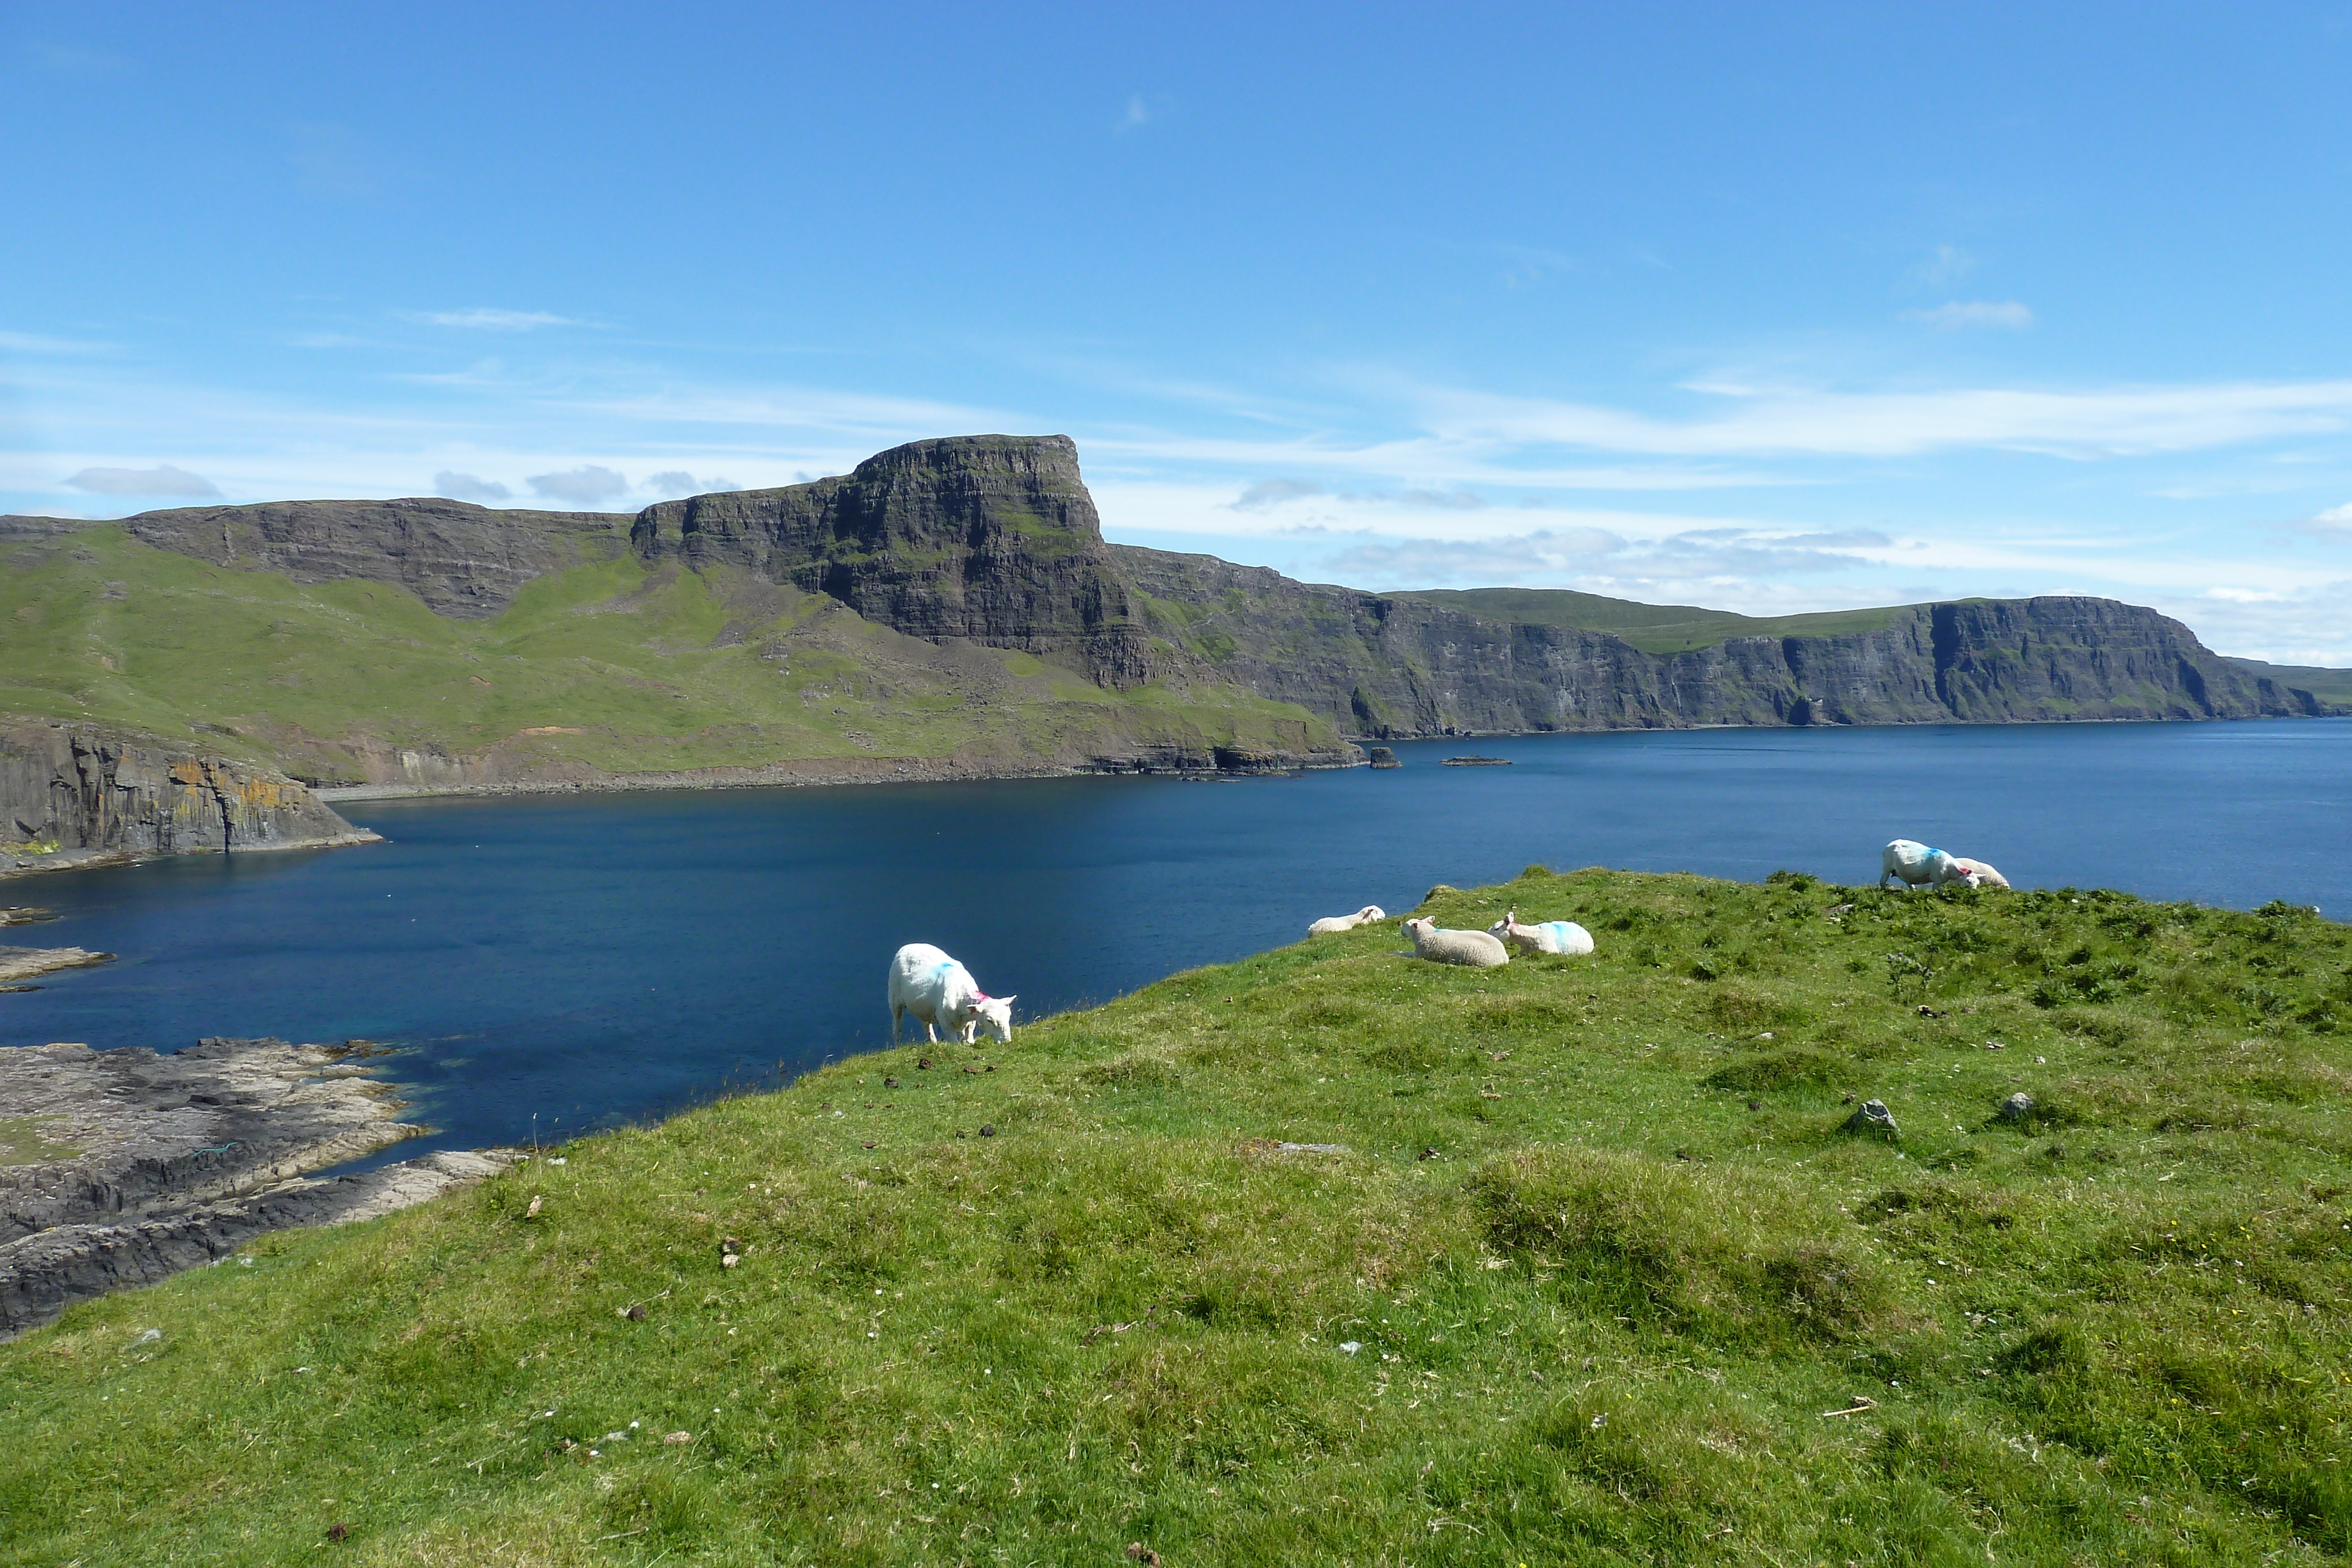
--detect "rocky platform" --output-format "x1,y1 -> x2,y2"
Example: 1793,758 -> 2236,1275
0,1037 -> 517,1336
0,946 -> 113,987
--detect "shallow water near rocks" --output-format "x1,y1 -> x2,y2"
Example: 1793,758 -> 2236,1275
4,719 -> 2347,1162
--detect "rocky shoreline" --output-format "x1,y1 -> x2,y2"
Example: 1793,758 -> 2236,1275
312,741 -> 1365,802
0,1037 -> 519,1336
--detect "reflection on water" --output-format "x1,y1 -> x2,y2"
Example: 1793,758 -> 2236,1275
3,719 -> 2346,1159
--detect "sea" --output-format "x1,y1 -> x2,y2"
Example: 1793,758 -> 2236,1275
5,718 -> 2347,1163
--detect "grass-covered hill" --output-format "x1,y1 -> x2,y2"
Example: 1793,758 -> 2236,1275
0,521 -> 1342,789
1392,586 -> 1919,656
5,868 -> 2346,1565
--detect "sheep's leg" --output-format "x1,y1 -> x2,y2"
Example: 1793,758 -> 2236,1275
891,1003 -> 902,1044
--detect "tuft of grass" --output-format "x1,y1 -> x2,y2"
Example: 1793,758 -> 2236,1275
4,867 -> 2349,1564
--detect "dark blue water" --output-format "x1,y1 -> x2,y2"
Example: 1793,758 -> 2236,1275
4,720 -> 2346,1160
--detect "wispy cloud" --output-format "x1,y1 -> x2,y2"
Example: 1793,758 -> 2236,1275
64,464 -> 220,498
434,470 -> 511,502
1913,245 -> 1976,286
2306,502 -> 2352,537
1415,377 -> 2352,459
1906,300 -> 2034,330
1115,95 -> 1150,133
527,466 -> 631,506
1325,523 -> 1893,589
0,329 -> 113,355
1231,477 -> 1324,510
643,470 -> 744,499
411,309 -> 583,332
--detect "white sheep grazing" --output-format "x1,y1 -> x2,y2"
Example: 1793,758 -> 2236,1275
1401,917 -> 1511,968
1947,857 -> 2010,890
1308,904 -> 1388,937
1488,908 -> 1596,956
1880,838 -> 1963,890
888,943 -> 1016,1045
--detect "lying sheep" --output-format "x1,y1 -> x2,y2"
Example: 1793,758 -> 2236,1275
888,943 -> 1015,1045
1489,908 -> 1595,955
1880,838 -> 1963,890
1308,904 -> 1387,937
1401,917 -> 1510,968
1948,857 -> 2010,890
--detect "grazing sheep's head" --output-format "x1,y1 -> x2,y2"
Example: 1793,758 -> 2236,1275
1359,905 -> 1385,923
974,995 -> 1015,1044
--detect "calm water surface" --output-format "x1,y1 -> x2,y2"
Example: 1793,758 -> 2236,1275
5,720 -> 2346,1161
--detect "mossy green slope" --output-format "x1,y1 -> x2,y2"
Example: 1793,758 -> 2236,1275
0,526 -> 1339,783
6,870 -> 2348,1565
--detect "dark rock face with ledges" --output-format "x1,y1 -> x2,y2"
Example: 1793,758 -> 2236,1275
1112,546 -> 2322,735
631,436 -> 1158,687
2,722 -> 373,873
115,497 -> 630,618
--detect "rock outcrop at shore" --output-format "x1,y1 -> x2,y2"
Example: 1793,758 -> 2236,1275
0,1038 -> 518,1336
632,436 -> 1162,688
1,722 -> 378,877
1113,546 -> 2327,734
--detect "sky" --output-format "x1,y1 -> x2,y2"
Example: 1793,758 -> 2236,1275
6,4 -> 2352,662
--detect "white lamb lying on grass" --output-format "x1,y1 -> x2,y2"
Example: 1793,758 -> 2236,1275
1947,857 -> 2010,890
1400,917 -> 1511,969
887,943 -> 1015,1045
1489,908 -> 1596,955
1308,905 -> 1387,936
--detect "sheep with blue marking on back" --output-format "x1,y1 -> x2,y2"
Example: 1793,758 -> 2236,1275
1489,908 -> 1596,955
1401,917 -> 1510,968
1881,838 -> 1964,890
888,943 -> 1015,1045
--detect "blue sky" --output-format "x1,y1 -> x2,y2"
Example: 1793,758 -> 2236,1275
6,4 -> 2352,660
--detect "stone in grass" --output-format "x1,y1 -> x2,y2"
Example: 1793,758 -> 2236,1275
1127,1546 -> 1162,1566
1997,1091 -> 2036,1122
1843,1099 -> 1900,1140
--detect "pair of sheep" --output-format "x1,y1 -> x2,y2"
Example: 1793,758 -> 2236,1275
1402,909 -> 1596,968
1880,838 -> 2010,892
1312,903 -> 1594,969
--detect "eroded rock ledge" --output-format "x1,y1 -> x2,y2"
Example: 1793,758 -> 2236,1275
1,1037 -> 514,1336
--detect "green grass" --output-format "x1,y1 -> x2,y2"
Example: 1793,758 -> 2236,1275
5,868 -> 2349,1565
0,527 -> 1342,781
1396,587 -> 1927,654
2226,658 -> 2352,706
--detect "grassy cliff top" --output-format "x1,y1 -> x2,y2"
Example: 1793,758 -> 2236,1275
0,524 -> 1337,784
1393,587 -> 1927,654
5,868 -> 2347,1564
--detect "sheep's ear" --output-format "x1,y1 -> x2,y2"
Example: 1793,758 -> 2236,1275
999,995 -> 1017,1007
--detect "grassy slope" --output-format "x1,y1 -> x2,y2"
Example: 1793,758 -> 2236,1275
2226,658 -> 2352,707
0,527 -> 1338,780
5,870 -> 2347,1566
1396,587 -> 1921,655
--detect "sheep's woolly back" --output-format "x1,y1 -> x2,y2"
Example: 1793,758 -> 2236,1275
1402,918 -> 1510,968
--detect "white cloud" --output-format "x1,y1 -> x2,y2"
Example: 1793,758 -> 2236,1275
527,466 -> 632,506
643,471 -> 744,500
2307,502 -> 2352,537
1117,95 -> 1149,132
1231,477 -> 1323,510
63,464 -> 220,497
434,470 -> 511,502
412,309 -> 582,331
1906,300 -> 2034,330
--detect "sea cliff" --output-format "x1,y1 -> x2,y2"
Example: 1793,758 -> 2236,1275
0,721 -> 376,877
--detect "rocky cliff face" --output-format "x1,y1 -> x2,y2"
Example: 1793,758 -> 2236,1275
630,436 -> 1160,687
1114,546 -> 2323,735
1,723 -> 375,874
111,497 -> 630,618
